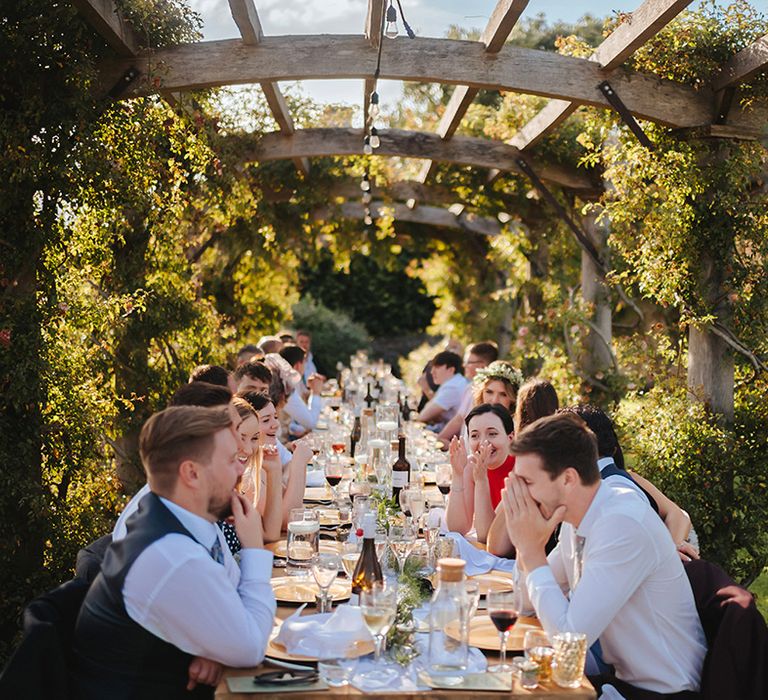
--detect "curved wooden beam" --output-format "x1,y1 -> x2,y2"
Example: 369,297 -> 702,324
98,36 -> 713,128
314,201 -> 502,237
232,128 -> 598,191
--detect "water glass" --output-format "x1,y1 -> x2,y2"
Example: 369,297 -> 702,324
524,629 -> 554,682
311,552 -> 341,613
286,508 -> 319,576
552,632 -> 587,688
318,653 -> 359,687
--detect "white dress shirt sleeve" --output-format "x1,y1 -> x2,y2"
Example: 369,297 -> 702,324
124,535 -> 276,667
525,513 -> 656,646
284,389 -> 323,430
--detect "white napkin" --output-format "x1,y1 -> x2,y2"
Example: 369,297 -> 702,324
305,470 -> 326,487
444,532 -> 517,575
274,605 -> 373,658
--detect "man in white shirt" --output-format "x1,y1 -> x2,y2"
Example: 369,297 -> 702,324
437,341 -> 498,443
75,405 -> 276,699
295,329 -> 319,382
417,350 -> 468,431
279,344 -> 324,437
501,413 -> 706,699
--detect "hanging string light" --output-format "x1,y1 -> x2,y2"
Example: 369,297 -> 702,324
369,126 -> 381,149
369,91 -> 380,119
360,172 -> 371,192
363,135 -> 373,155
362,191 -> 372,205
384,1 -> 398,39
364,208 -> 374,226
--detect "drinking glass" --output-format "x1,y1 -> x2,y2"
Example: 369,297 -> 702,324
311,552 -> 341,613
375,404 -> 399,436
406,486 -> 426,529
341,540 -> 361,578
360,582 -> 398,684
463,580 -> 481,621
324,459 -> 344,500
524,629 -> 554,683
436,462 -> 452,505
317,648 -> 359,687
374,525 -> 388,568
486,587 -> 521,673
286,508 -> 319,576
388,523 -> 416,574
552,632 -> 587,688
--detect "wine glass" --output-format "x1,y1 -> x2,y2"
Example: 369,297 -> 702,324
311,552 -> 341,613
360,582 -> 398,684
436,462 -> 452,505
388,522 -> 416,574
407,486 -> 426,530
324,458 -> 344,500
375,404 -> 399,437
486,587 -> 522,673
341,540 -> 360,578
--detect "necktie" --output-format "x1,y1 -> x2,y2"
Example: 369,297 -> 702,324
573,534 -> 586,588
210,537 -> 225,565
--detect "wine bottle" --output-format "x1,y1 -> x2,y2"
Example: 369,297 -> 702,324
351,512 -> 383,602
364,381 -> 375,408
391,435 -> 411,505
400,393 -> 412,422
350,415 -> 362,458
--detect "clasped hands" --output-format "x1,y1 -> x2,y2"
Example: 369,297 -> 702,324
448,437 -> 493,483
500,474 -> 565,572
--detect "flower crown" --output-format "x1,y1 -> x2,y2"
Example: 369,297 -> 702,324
473,361 -> 524,389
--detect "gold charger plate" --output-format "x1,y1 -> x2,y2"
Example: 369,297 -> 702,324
304,486 -> 333,502
270,576 -> 351,603
266,619 -> 375,662
266,539 -> 343,559
317,508 -> 342,526
468,570 -> 516,595
445,614 -> 540,651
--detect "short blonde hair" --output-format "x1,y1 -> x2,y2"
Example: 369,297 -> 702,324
139,405 -> 233,492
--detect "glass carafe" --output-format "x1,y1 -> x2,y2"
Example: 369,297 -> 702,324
427,558 -> 469,685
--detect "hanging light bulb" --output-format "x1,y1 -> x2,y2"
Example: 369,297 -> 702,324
362,191 -> 372,204
364,208 -> 373,226
360,173 -> 371,192
369,91 -> 380,119
369,127 -> 381,149
363,135 -> 373,155
384,2 -> 398,39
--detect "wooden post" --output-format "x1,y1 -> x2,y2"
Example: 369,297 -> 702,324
581,211 -> 613,375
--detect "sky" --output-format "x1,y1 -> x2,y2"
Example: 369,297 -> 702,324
189,1 -> 718,119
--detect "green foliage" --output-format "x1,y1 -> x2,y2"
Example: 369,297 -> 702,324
298,251 -> 436,337
290,296 -> 369,373
618,380 -> 768,585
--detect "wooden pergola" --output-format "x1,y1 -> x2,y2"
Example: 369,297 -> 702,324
71,0 -> 768,417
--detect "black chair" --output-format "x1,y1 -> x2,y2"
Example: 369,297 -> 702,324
0,578 -> 89,700
684,558 -> 768,700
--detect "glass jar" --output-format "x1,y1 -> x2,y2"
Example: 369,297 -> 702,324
427,558 -> 469,685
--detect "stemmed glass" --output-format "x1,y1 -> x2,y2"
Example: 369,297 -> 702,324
487,587 -> 522,673
436,462 -> 452,505
360,582 -> 398,684
375,404 -> 399,437
311,552 -> 341,613
324,458 -> 344,501
388,522 -> 417,574
406,486 -> 426,530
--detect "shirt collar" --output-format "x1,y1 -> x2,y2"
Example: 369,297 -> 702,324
575,481 -> 610,539
597,456 -> 616,472
158,496 -> 219,550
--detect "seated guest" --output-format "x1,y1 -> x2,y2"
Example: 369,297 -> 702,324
437,342 -> 499,444
257,335 -> 283,355
559,404 -> 697,561
295,329 -> 321,382
238,391 -> 310,529
112,382 -> 234,541
234,359 -> 273,395
486,377 -> 559,556
445,403 -> 516,543
501,414 -> 706,698
74,405 -> 276,699
189,364 -> 231,389
417,350 -> 468,431
278,345 -> 324,438
278,331 -> 295,344
236,344 -> 262,366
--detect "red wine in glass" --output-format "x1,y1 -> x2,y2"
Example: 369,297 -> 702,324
490,610 -> 519,632
437,484 -> 451,495
325,474 -> 342,487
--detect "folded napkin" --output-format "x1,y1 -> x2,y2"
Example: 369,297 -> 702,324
274,605 -> 373,658
304,470 -> 326,487
444,532 -> 517,575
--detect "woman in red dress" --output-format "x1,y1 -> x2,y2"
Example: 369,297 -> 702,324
445,403 -> 516,543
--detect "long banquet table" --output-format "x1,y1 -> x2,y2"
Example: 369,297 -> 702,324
214,476 -> 596,699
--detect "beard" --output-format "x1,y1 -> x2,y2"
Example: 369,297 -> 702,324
210,495 -> 234,521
